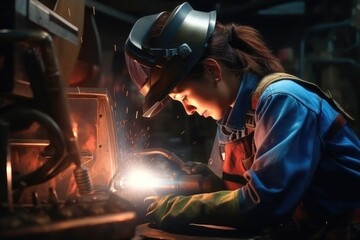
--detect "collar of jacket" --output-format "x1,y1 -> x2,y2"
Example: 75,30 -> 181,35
217,73 -> 259,132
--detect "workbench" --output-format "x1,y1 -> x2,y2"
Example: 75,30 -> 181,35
133,223 -> 261,240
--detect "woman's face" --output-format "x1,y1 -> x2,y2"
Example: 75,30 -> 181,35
169,75 -> 230,120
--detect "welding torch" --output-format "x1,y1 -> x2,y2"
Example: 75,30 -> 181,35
109,148 -> 224,195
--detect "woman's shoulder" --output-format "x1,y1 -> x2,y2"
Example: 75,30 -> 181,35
259,79 -> 322,112
263,79 -> 318,98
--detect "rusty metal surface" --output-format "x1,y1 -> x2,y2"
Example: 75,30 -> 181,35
10,88 -> 118,203
1,191 -> 136,240
134,223 -> 260,240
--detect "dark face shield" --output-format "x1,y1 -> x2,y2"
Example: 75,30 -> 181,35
124,54 -> 153,96
124,2 -> 216,118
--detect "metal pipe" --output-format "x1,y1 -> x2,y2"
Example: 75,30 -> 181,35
0,30 -> 92,194
1,108 -> 66,188
10,139 -> 50,146
0,119 -> 13,211
131,148 -> 185,168
0,29 -> 82,167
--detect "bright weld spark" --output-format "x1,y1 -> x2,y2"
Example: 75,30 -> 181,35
119,169 -> 161,189
136,111 -> 138,119
114,44 -> 117,51
92,6 -> 96,15
181,130 -> 185,135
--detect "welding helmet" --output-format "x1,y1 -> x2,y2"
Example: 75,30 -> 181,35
124,2 -> 216,117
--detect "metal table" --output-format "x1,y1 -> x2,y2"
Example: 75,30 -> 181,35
133,223 -> 260,240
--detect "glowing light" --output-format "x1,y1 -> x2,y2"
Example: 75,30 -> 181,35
72,122 -> 78,139
119,169 -> 164,190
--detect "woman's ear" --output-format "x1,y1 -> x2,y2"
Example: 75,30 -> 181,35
203,58 -> 222,81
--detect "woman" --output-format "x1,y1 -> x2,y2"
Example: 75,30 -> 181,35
124,2 -> 360,239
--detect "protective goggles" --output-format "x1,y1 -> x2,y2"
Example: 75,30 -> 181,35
125,2 -> 216,117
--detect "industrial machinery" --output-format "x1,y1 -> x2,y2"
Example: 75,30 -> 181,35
0,1 -> 136,239
0,1 -> 218,239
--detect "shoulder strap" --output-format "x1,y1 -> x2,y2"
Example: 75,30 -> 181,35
253,72 -> 354,120
246,72 -> 354,131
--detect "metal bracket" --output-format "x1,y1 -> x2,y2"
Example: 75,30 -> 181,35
15,0 -> 78,44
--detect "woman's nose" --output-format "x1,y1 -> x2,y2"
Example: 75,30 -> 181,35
183,103 -> 196,115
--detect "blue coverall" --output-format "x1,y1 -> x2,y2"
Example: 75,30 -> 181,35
209,73 -> 360,227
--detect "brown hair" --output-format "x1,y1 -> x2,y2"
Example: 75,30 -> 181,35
145,13 -> 284,80
190,22 -> 284,79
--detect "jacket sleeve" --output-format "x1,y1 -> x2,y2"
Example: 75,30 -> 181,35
238,89 -> 322,227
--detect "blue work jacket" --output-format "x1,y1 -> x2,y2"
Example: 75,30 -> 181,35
209,73 -> 360,226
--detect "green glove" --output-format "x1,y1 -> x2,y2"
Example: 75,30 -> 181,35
146,190 -> 241,229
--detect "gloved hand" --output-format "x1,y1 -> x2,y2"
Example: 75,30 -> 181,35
181,161 -> 214,175
145,190 -> 242,229
180,161 -> 225,192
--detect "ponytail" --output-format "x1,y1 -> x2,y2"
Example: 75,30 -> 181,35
193,23 -> 284,78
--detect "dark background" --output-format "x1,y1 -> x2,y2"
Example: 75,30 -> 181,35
49,0 -> 360,163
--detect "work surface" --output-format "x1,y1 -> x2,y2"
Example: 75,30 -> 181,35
133,223 -> 261,240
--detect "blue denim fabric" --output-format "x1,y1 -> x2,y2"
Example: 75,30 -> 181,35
209,73 -> 360,227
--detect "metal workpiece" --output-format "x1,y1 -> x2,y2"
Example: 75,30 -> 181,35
0,188 -> 136,240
